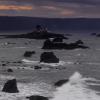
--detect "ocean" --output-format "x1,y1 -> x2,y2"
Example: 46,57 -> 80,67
0,31 -> 100,100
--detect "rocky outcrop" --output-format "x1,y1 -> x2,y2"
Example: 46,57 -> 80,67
23,51 -> 35,57
26,95 -> 48,100
2,79 -> 19,93
54,79 -> 69,87
75,40 -> 84,45
42,39 -> 89,50
91,33 -> 97,36
7,68 -> 13,72
34,66 -> 42,69
52,37 -> 63,43
1,25 -> 67,39
96,34 -> 100,37
40,52 -> 59,63
3,32 -> 67,39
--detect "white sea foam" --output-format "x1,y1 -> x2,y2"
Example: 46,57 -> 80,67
14,47 -> 26,49
22,59 -> 66,66
0,82 -> 53,100
86,62 -> 100,65
40,61 -> 66,67
0,74 -> 15,80
1,72 -> 100,100
87,83 -> 100,86
22,59 -> 39,65
51,72 -> 100,100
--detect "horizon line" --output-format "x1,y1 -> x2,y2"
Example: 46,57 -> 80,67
0,15 -> 100,19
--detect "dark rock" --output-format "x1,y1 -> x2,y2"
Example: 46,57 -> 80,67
2,79 -> 19,93
42,39 -> 89,50
54,79 -> 69,87
17,61 -> 22,63
26,95 -> 48,100
42,39 -> 53,49
24,51 -> 35,57
96,34 -> 100,37
34,66 -> 42,69
75,40 -> 84,45
52,37 -> 63,43
7,68 -> 13,72
1,25 -> 67,39
2,64 -> 6,66
40,52 -> 59,63
91,33 -> 97,36
13,61 -> 22,64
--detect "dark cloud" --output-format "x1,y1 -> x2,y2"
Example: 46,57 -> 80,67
1,0 -> 100,5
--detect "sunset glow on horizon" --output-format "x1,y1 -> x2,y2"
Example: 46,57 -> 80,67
0,0 -> 99,18
0,5 -> 33,10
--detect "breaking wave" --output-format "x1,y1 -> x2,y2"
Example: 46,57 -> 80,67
51,72 -> 100,100
0,72 -> 100,100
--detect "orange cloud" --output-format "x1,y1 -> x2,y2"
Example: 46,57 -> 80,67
42,6 -> 58,10
0,5 -> 33,10
60,10 -> 75,16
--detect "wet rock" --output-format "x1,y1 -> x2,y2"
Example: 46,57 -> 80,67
24,51 -> 35,57
42,39 -> 53,49
13,61 -> 22,64
96,34 -> 100,37
2,63 -> 6,66
34,66 -> 42,69
42,39 -> 89,50
91,33 -> 97,36
26,95 -> 48,100
2,79 -> 19,93
52,37 -> 63,43
2,25 -> 67,39
54,79 -> 69,87
75,40 -> 84,45
40,52 -> 59,63
7,68 -> 13,72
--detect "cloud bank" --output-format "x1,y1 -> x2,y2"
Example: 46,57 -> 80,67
0,0 -> 99,18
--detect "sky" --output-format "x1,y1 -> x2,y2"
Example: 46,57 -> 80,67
0,0 -> 99,18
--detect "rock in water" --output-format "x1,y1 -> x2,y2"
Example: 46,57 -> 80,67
26,95 -> 48,100
75,40 -> 84,45
91,33 -> 97,36
24,51 -> 35,57
54,79 -> 69,87
42,39 -> 52,49
52,37 -> 63,43
2,79 -> 19,93
96,34 -> 100,37
42,39 -> 89,50
34,66 -> 42,69
7,68 -> 13,72
40,52 -> 59,63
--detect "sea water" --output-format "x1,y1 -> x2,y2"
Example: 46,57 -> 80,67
0,31 -> 100,100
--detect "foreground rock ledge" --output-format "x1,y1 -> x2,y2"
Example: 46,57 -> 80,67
2,79 -> 19,93
26,95 -> 48,100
